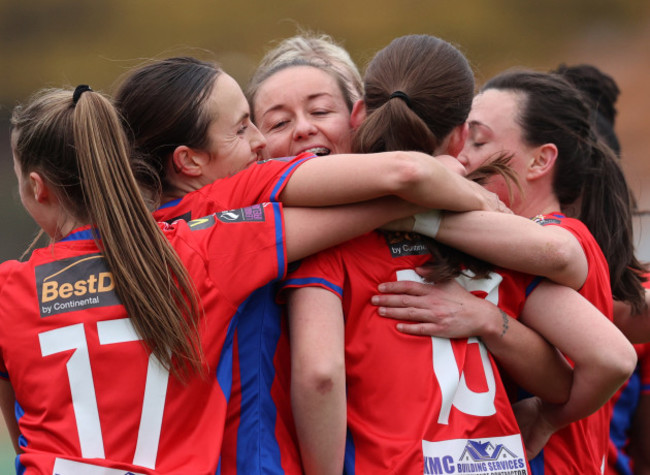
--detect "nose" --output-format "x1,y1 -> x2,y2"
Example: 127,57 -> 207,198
455,151 -> 470,168
292,114 -> 318,141
250,125 -> 267,154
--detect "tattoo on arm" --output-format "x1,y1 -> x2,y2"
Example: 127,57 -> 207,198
499,309 -> 509,338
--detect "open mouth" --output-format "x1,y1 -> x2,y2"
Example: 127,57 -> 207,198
305,147 -> 331,157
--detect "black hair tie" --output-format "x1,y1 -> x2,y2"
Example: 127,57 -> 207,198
389,90 -> 411,109
73,85 -> 93,105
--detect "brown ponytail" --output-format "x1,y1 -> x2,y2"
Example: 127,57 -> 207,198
12,88 -> 204,379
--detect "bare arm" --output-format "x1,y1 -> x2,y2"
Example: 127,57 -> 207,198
279,151 -> 503,213
516,280 -> 636,456
287,287 -> 346,475
0,380 -> 20,453
283,197 -> 426,263
432,211 -> 589,290
371,279 -> 572,404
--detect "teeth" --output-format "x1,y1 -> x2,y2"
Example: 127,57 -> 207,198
306,147 -> 331,156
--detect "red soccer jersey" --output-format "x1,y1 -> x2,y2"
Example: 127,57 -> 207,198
529,213 -> 614,474
153,155 -> 314,475
0,203 -> 286,474
282,231 -> 532,474
153,153 -> 314,224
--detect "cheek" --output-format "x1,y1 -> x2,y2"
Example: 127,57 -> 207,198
483,176 -> 511,205
264,133 -> 291,158
328,121 -> 353,153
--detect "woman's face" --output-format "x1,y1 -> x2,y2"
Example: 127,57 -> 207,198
200,73 -> 267,181
460,88 -> 535,205
253,65 -> 354,158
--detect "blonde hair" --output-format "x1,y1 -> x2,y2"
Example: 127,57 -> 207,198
11,88 -> 204,379
247,31 -> 363,120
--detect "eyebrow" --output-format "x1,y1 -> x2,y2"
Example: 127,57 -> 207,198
235,111 -> 250,125
467,119 -> 491,132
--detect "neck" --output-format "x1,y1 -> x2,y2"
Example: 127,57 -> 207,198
512,182 -> 562,219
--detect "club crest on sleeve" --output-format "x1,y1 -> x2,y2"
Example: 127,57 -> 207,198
188,204 -> 267,231
531,214 -> 561,226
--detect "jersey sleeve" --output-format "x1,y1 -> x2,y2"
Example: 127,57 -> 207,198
153,153 -> 316,223
201,153 -> 315,211
279,246 -> 345,302
0,261 -> 21,379
169,202 -> 288,294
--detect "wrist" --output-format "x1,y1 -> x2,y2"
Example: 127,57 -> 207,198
413,210 -> 442,238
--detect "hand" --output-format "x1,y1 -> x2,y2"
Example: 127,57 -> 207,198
371,276 -> 497,339
511,397 -> 558,460
468,180 -> 512,214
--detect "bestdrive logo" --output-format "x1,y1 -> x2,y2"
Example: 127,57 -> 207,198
35,253 -> 120,317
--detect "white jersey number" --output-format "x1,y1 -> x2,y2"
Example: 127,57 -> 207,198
395,269 -> 503,424
39,319 -> 169,469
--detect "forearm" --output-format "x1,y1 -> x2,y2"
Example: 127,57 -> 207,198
435,211 -> 587,289
287,288 -> 347,475
480,307 -> 572,405
283,197 -> 424,262
280,151 -> 495,212
522,282 -> 637,428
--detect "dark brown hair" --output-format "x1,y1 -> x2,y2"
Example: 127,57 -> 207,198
355,34 -> 500,282
483,70 -> 646,313
113,57 -> 222,205
353,34 -> 474,156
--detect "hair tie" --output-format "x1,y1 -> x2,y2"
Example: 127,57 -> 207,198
73,85 -> 93,105
389,90 -> 411,108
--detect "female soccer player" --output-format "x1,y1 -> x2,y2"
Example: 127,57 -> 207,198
280,35 -> 635,473
0,85 -> 487,474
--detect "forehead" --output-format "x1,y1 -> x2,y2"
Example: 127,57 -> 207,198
470,89 -> 523,134
208,73 -> 249,118
256,65 -> 344,106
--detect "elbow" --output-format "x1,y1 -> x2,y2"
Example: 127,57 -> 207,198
596,339 -> 638,393
544,236 -> 576,275
389,152 -> 430,194
293,359 -> 345,396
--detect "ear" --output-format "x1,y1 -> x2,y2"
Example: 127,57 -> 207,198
445,123 -> 469,158
350,99 -> 366,131
28,172 -> 50,203
526,143 -> 558,180
171,145 -> 207,178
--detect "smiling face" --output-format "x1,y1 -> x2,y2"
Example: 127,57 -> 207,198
199,73 -> 267,182
460,88 -> 536,206
252,65 -> 354,158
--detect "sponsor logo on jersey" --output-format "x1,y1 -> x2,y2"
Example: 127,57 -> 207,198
35,254 -> 120,318
531,214 -> 561,226
423,435 -> 528,474
188,204 -> 267,231
164,211 -> 191,224
382,231 -> 429,258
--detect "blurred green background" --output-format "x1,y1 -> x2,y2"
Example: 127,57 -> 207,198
1,0 -> 650,471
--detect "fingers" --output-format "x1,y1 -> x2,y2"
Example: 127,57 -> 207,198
376,280 -> 432,295
374,304 -> 436,322
394,323 -> 441,336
